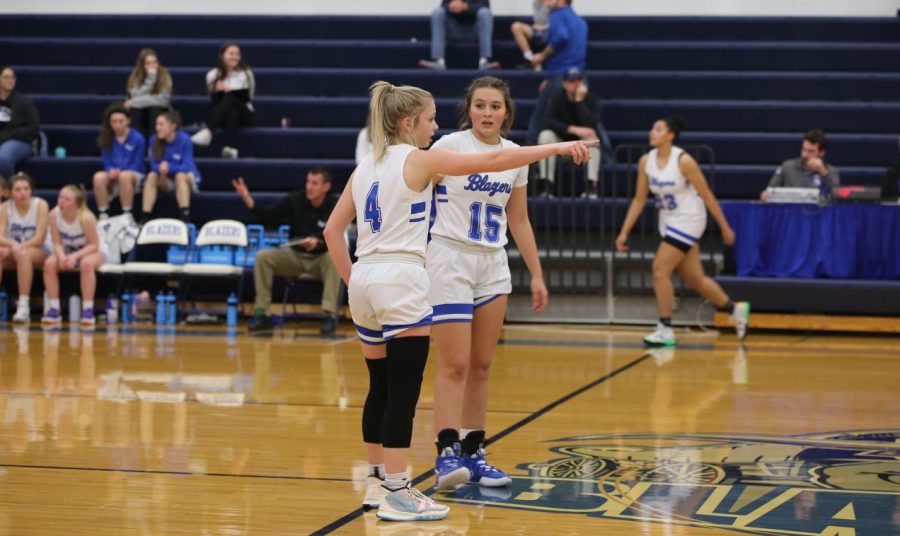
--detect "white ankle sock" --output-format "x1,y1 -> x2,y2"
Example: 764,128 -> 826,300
48,299 -> 60,310
368,463 -> 385,479
524,50 -> 534,61
383,471 -> 408,491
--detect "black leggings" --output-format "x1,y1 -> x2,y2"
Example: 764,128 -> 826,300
208,93 -> 255,148
130,106 -> 166,138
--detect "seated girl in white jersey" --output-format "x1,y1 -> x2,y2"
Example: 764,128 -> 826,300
0,172 -> 50,322
616,116 -> 749,346
324,81 -> 595,522
427,76 -> 549,492
41,184 -> 109,327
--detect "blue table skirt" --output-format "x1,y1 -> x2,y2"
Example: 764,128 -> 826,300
722,201 -> 900,279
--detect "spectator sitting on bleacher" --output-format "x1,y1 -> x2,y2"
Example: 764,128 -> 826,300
525,0 -> 587,146
760,129 -> 840,202
124,48 -> 172,137
418,0 -> 500,70
0,66 -> 40,180
191,43 -> 256,160
511,0 -> 550,70
141,111 -> 201,224
93,103 -> 146,222
536,66 -> 601,198
41,184 -> 108,328
231,168 -> 340,334
355,117 -> 372,166
0,172 -> 49,323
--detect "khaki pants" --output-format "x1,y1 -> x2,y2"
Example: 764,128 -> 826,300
537,129 -> 601,183
253,248 -> 341,313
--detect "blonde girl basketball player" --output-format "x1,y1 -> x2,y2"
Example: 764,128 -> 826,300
41,184 -> 107,327
428,76 -> 547,491
0,172 -> 49,322
615,116 -> 749,346
324,81 -> 595,522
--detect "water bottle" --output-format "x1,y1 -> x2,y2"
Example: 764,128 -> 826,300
69,295 -> 81,323
0,290 -> 7,322
120,293 -> 132,324
106,295 -> 118,324
155,292 -> 166,325
166,291 -> 177,325
54,146 -> 67,158
226,293 -> 238,327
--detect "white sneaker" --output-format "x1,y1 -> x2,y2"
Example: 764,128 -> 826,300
418,59 -> 446,70
478,58 -> 501,70
731,301 -> 750,341
191,128 -> 212,146
362,475 -> 385,511
221,146 -> 239,159
12,306 -> 30,323
643,323 -> 676,346
377,484 -> 449,522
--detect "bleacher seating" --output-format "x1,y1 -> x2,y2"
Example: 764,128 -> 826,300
3,14 -> 898,210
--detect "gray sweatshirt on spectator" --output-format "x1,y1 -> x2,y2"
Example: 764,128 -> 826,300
127,72 -> 171,109
767,157 -> 840,193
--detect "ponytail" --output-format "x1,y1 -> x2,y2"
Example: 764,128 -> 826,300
368,81 -> 433,162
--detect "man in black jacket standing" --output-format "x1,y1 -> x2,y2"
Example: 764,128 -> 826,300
232,167 -> 341,334
536,66 -> 602,198
0,66 -> 40,179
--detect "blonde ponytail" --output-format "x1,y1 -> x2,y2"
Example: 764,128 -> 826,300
368,81 -> 433,162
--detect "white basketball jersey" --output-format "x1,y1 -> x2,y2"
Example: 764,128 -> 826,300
6,198 -> 40,243
352,144 -> 433,262
430,130 -> 527,252
645,146 -> 705,219
53,208 -> 88,255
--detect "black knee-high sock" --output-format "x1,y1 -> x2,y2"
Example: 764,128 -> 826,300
362,357 -> 388,444
381,336 -> 430,449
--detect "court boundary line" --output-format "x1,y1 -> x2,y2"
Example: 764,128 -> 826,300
309,351 -> 653,535
0,462 -> 353,483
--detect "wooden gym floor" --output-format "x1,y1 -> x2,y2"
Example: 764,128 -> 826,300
0,322 -> 897,535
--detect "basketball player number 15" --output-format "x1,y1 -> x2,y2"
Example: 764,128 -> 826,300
468,202 -> 502,243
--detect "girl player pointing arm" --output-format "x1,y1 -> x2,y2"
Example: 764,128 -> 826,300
324,81 -> 595,522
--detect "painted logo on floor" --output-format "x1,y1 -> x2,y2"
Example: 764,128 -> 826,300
434,430 -> 900,535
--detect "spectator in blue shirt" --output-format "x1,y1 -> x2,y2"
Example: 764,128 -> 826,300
526,0 -> 588,145
93,103 -> 145,222
141,110 -> 201,223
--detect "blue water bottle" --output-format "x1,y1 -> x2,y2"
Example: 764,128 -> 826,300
120,293 -> 132,324
0,290 -> 7,322
155,292 -> 166,325
166,292 -> 177,326
226,293 -> 238,327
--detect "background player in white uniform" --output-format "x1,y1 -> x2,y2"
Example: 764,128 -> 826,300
616,116 -> 749,346
428,76 -> 548,491
41,184 -> 107,327
324,81 -> 595,522
0,172 -> 49,322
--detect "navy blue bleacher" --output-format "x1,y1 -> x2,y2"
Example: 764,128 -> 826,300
5,14 -> 900,207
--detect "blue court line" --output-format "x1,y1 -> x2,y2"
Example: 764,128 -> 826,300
309,351 -> 654,535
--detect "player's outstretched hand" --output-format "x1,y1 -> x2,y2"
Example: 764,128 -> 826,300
559,140 -> 599,165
